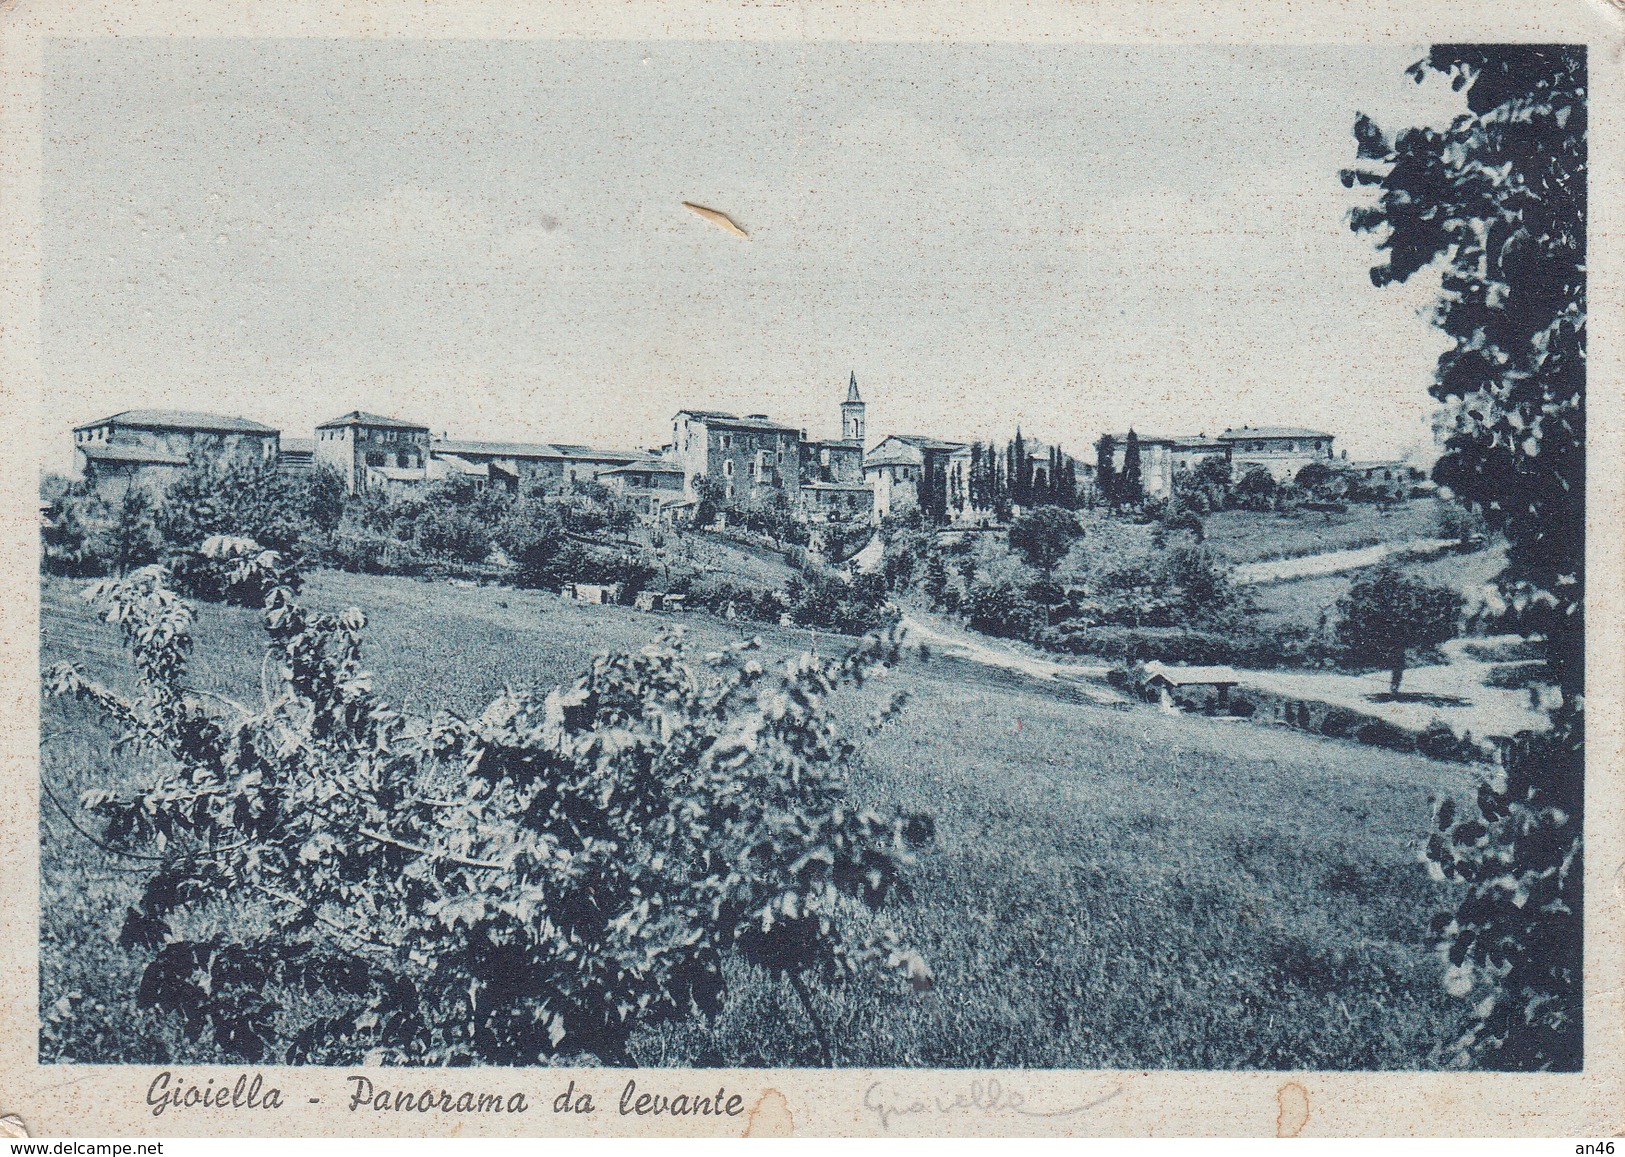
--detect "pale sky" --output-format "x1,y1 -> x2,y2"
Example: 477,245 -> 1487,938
42,39 -> 1466,472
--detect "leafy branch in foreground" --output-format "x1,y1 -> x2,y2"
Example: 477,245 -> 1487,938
1346,45 -> 1584,1070
46,537 -> 933,1066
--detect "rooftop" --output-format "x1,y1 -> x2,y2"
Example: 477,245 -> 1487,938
1099,432 -> 1177,445
280,437 -> 315,455
552,445 -> 644,461
600,460 -> 685,476
865,444 -> 931,469
675,410 -> 801,434
432,453 -> 491,477
1140,661 -> 1240,686
885,434 -> 966,452
1218,426 -> 1334,441
433,437 -> 565,460
76,409 -> 278,435
318,410 -> 429,432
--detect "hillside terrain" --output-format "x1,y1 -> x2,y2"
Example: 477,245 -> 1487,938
42,568 -> 1476,1068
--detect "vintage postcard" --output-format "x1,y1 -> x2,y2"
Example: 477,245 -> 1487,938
0,0 -> 1620,1139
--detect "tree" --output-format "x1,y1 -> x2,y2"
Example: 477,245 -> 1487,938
1346,45 -> 1585,1069
1007,505 -> 1080,575
1191,454 -> 1232,509
1010,429 -> 1030,508
1294,461 -> 1340,497
1344,46 -> 1584,698
1336,566 -> 1462,693
690,476 -> 726,529
109,487 -> 161,575
1121,430 -> 1142,504
1094,435 -> 1118,509
1231,465 -> 1278,512
304,467 -> 348,535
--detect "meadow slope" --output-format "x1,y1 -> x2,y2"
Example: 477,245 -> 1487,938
40,570 -> 1478,1068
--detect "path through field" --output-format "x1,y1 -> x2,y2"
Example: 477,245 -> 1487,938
1231,537 -> 1457,584
896,609 -> 1127,705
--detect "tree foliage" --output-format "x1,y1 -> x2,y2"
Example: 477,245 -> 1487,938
1335,566 -> 1462,693
1007,506 -> 1081,574
46,539 -> 933,1066
1344,45 -> 1585,697
1346,45 -> 1584,1069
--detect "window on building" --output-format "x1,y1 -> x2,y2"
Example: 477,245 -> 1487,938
820,448 -> 831,467
366,451 -> 386,467
723,460 -> 734,478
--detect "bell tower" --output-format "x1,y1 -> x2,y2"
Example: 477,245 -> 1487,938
841,371 -> 866,443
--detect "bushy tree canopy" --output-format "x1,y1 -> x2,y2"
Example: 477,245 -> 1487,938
1007,505 -> 1080,574
1336,566 -> 1462,692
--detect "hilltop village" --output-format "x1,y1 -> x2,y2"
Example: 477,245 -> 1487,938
67,373 -> 1402,528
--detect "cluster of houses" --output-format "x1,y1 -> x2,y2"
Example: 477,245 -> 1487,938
69,374 -> 1404,525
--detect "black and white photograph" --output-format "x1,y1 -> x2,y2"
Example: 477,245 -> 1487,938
4,0 -> 1619,1139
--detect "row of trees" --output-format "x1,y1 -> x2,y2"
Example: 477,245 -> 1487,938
947,432 -> 1083,522
44,460 -> 895,636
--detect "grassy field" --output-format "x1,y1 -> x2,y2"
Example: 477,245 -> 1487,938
41,569 -> 1478,1069
1247,542 -> 1508,634
1202,499 -> 1448,566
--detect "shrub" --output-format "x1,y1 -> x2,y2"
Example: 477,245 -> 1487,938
155,458 -> 311,558
964,580 -> 1042,640
1007,506 -> 1079,574
1232,466 -> 1279,512
1353,718 -> 1415,753
1159,545 -> 1233,621
45,542 -> 934,1066
513,538 -> 593,592
785,571 -> 895,636
410,506 -> 492,565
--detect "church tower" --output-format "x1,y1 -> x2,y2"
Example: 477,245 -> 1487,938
841,371 -> 866,443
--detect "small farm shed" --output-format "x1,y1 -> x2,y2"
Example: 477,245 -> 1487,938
567,582 -> 624,605
1139,662 -> 1240,712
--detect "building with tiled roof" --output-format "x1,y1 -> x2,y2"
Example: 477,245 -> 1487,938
864,433 -> 969,522
671,406 -> 803,510
278,436 -> 315,475
1219,426 -> 1336,484
314,411 -> 431,494
73,409 -> 280,499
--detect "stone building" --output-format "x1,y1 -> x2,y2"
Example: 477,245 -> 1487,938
314,411 -> 431,494
73,410 -> 280,499
671,409 -> 802,508
427,437 -> 646,493
1169,435 -> 1228,476
598,458 -> 688,518
863,434 -> 965,522
1096,426 -> 1338,496
278,437 -> 315,476
797,373 -> 871,522
1098,433 -> 1178,499
1219,426 -> 1335,483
